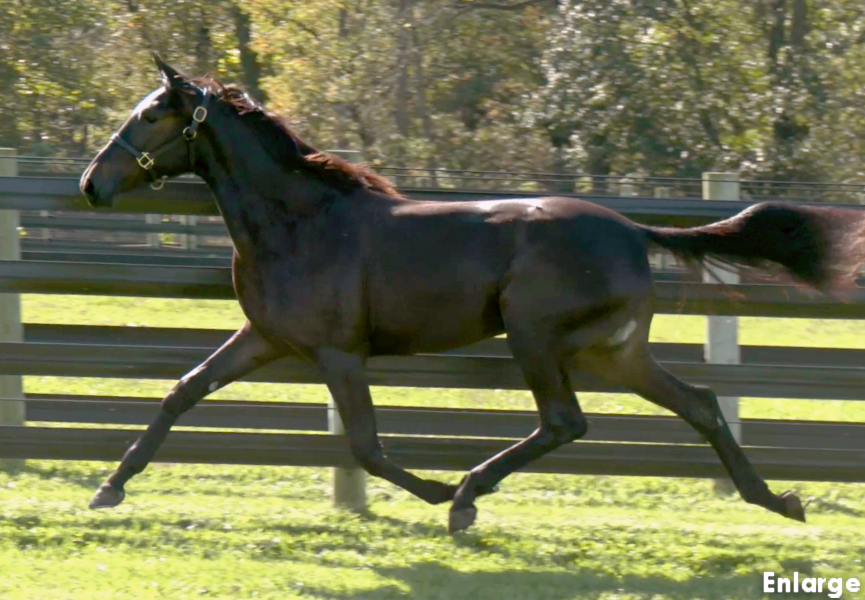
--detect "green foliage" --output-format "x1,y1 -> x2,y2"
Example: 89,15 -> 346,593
535,0 -> 865,183
3,1 -> 865,183
0,1 -> 256,157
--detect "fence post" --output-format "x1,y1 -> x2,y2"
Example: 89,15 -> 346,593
179,215 -> 198,250
0,149 -> 25,471
619,182 -> 636,198
702,172 -> 741,493
325,149 -> 366,511
146,214 -> 161,248
653,186 -> 671,199
654,187 -> 673,270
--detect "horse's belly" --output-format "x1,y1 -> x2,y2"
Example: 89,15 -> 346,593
368,288 -> 504,355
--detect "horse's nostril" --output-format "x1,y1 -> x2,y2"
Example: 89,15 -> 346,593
82,177 -> 96,199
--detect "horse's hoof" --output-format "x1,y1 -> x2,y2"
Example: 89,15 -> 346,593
89,483 -> 125,509
779,491 -> 806,523
448,505 -> 477,534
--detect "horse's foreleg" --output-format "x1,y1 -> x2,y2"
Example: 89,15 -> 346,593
317,348 -> 458,506
89,321 -> 283,509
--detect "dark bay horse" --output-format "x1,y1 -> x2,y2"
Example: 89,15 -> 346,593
80,54 -> 865,532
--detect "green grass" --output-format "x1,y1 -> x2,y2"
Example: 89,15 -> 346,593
23,295 -> 248,331
1,464 -> 863,600
3,294 -> 864,599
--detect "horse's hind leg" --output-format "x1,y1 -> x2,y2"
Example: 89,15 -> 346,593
448,331 -> 588,533
591,343 -> 806,522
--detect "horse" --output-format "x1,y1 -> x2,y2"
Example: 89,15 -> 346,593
79,53 -> 865,533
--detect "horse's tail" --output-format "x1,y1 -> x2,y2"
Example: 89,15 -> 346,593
638,202 -> 865,292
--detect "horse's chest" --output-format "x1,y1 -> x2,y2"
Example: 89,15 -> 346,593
232,255 -> 364,349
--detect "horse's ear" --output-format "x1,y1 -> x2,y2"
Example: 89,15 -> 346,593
152,52 -> 187,90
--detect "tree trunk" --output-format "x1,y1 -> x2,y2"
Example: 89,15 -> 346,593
677,4 -> 721,148
339,6 -> 349,38
768,0 -> 786,69
586,132 -> 613,195
79,124 -> 89,157
126,0 -> 154,48
410,20 -> 438,187
395,0 -> 411,140
195,6 -> 212,74
790,0 -> 808,47
231,3 -> 266,102
334,7 -> 351,149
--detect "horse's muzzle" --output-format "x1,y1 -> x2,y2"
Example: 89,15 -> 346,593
79,164 -> 113,207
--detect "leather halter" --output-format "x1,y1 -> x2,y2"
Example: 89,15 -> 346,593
110,87 -> 211,190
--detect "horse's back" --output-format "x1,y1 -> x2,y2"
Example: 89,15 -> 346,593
391,194 -> 634,223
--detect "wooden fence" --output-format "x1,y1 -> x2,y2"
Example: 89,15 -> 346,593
0,159 -> 864,509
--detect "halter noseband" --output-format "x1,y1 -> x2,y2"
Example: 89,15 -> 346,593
110,87 -> 211,190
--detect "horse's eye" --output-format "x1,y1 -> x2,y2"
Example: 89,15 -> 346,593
143,114 -> 158,124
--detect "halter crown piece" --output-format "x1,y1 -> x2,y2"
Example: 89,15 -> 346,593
110,86 -> 211,190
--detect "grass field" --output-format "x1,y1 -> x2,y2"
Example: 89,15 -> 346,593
1,294 -> 864,599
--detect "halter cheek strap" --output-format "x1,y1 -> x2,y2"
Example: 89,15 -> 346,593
110,87 -> 211,190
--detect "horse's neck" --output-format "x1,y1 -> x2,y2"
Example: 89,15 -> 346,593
194,117 -> 330,257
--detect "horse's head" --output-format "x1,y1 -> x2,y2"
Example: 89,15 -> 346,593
80,53 -> 210,207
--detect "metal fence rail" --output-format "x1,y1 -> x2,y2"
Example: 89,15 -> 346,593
17,323 -> 865,367
20,213 -> 229,236
5,325 -> 865,400
2,426 -> 862,482
17,394 -> 865,452
3,340 -> 865,399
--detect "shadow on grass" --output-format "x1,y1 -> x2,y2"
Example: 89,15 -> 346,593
6,463 -> 108,489
306,561 -> 773,600
809,498 -> 863,518
0,505 -> 821,600
348,511 -> 541,559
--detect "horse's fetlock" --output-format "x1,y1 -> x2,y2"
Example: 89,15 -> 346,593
739,483 -> 771,507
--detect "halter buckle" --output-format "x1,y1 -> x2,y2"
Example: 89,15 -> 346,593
137,152 -> 155,170
192,106 -> 208,123
182,126 -> 197,141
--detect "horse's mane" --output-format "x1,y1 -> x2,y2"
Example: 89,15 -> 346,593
189,76 -> 404,199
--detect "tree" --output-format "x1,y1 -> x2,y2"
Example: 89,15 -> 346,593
533,0 -> 865,189
4,0 -> 865,193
